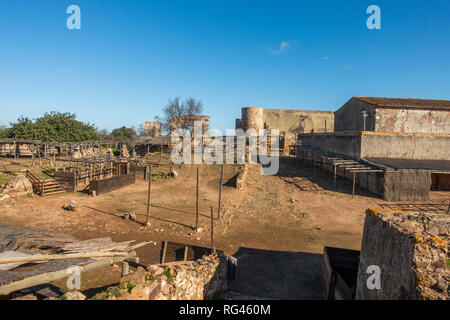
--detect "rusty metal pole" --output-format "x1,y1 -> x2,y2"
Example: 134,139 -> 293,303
145,165 -> 152,226
218,164 -> 224,220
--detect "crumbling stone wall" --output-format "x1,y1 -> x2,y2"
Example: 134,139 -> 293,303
144,121 -> 162,137
236,165 -> 248,190
93,254 -> 227,300
356,208 -> 449,300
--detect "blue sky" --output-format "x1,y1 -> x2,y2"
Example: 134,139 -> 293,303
0,0 -> 449,132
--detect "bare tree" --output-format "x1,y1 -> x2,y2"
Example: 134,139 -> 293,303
156,97 -> 203,134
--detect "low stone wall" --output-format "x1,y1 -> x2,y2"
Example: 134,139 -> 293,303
236,165 -> 248,190
93,254 -> 228,300
356,208 -> 449,300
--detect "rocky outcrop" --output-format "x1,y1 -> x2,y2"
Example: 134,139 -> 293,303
356,208 -> 449,300
1,175 -> 33,196
121,145 -> 130,158
93,254 -> 227,300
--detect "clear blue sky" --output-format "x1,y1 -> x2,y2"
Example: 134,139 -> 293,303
0,0 -> 449,133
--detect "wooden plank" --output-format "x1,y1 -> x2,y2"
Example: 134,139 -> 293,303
0,251 -> 129,265
0,252 -> 136,296
161,241 -> 167,264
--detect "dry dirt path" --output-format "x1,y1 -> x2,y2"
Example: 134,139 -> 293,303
1,160 -> 447,299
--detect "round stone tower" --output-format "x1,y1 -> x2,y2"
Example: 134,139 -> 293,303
241,107 -> 264,131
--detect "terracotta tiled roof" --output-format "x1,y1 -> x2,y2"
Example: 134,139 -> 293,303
355,97 -> 450,110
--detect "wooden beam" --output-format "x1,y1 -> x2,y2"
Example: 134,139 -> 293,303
0,252 -> 137,296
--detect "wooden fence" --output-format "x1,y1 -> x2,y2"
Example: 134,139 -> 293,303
89,173 -> 136,195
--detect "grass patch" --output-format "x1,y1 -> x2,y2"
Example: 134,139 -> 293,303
151,172 -> 166,182
163,268 -> 176,284
123,281 -> 135,293
145,274 -> 156,282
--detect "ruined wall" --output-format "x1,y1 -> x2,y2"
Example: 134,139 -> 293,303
93,254 -> 228,300
262,109 -> 334,133
144,121 -> 162,137
334,98 -> 377,132
375,108 -> 450,134
356,209 -> 449,300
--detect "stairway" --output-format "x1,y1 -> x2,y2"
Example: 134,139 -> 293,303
26,170 -> 65,197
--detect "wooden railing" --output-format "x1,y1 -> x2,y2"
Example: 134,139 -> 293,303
26,169 -> 64,197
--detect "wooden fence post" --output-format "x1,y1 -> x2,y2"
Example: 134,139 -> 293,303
210,206 -> 215,254
145,165 -> 152,226
195,167 -> 199,229
218,164 -> 224,220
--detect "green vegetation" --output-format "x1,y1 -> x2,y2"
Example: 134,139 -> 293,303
151,172 -> 166,182
7,112 -> 99,142
446,258 -> 450,269
0,125 -> 10,138
111,126 -> 136,144
163,268 -> 176,284
124,281 -> 135,293
145,274 -> 156,281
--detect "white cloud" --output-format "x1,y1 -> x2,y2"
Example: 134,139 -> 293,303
268,40 -> 296,54
322,56 -> 329,61
343,64 -> 353,70
57,68 -> 73,73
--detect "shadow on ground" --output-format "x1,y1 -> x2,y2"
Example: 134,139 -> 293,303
228,247 -> 323,300
269,157 -> 381,199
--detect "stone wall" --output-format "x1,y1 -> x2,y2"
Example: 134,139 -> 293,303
334,97 -> 450,134
239,107 -> 334,134
360,132 -> 450,160
334,98 -> 377,132
93,254 -> 227,300
298,131 -> 450,160
298,132 -> 363,158
144,121 -> 162,137
236,165 -> 248,190
262,109 -> 334,134
356,208 -> 449,300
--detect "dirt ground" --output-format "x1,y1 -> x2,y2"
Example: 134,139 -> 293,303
0,157 -> 448,299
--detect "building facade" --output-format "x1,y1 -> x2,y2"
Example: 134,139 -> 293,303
334,97 -> 450,133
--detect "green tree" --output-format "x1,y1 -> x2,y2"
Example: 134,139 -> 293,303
0,125 -> 11,138
9,112 -> 99,142
8,116 -> 36,140
111,126 -> 136,144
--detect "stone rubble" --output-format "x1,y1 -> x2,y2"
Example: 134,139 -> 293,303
92,254 -> 227,300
